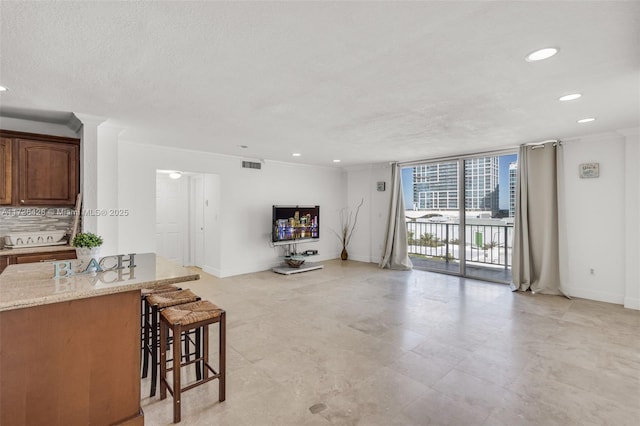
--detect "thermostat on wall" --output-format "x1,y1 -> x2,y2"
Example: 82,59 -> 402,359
377,181 -> 386,191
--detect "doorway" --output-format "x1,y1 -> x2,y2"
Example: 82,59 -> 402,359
155,170 -> 213,269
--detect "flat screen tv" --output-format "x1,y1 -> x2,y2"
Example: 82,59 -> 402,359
272,205 -> 319,244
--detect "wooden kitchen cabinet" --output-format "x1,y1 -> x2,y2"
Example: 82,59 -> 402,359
16,138 -> 79,206
0,130 -> 80,207
0,249 -> 77,273
0,138 -> 11,205
13,250 -> 77,264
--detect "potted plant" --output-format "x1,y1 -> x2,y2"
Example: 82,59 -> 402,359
333,198 -> 364,260
72,232 -> 103,262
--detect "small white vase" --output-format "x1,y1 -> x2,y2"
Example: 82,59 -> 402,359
75,247 -> 101,265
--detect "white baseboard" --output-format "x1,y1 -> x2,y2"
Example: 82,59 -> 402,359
563,285 -> 624,305
202,265 -> 221,278
348,254 -> 373,263
624,297 -> 640,310
344,250 -> 373,263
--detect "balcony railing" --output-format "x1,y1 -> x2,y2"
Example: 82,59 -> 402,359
406,221 -> 513,269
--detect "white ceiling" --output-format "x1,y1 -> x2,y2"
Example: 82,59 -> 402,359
1,1 -> 638,167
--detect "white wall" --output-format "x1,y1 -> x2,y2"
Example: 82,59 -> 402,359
203,173 -> 222,275
621,128 -> 639,309
562,133 -> 626,304
346,164 -> 391,263
114,141 -> 346,277
96,124 -> 121,256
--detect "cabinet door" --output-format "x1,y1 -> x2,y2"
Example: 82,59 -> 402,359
0,256 -> 8,274
0,138 -> 11,205
17,139 -> 79,206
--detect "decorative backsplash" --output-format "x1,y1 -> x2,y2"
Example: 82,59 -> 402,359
0,207 -> 76,249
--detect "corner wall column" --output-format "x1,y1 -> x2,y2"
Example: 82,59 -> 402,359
621,128 -> 640,309
73,113 -> 107,235
96,124 -> 124,256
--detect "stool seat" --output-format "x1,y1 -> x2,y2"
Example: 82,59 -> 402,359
161,300 -> 224,326
147,289 -> 199,309
142,285 -> 180,296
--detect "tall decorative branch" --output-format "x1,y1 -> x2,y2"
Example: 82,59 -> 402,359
333,198 -> 364,260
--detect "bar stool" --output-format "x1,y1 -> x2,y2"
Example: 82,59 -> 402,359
143,289 -> 200,397
141,285 -> 182,378
160,300 -> 226,423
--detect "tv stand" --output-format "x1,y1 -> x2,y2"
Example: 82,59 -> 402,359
272,261 -> 324,275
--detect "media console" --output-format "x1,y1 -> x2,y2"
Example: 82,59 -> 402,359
271,237 -> 322,275
272,261 -> 324,275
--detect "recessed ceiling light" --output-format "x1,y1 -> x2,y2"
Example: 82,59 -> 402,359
292,153 -> 301,157
0,86 -> 7,92
169,171 -> 183,179
333,159 -> 341,163
525,47 -> 559,62
577,117 -> 596,123
559,93 -> 582,101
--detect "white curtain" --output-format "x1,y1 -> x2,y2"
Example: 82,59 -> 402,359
511,142 -> 568,295
379,163 -> 413,270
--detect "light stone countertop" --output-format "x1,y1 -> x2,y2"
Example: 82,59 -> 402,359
0,253 -> 199,312
0,244 -> 76,256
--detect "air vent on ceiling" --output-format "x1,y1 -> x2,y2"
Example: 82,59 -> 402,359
242,160 -> 262,170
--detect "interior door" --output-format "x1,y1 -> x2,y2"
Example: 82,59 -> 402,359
156,173 -> 188,265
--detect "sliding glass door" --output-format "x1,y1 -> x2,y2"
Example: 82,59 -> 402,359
462,154 -> 516,283
402,151 -> 517,283
403,160 -> 460,275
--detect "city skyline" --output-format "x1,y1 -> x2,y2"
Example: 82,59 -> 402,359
401,153 -> 518,212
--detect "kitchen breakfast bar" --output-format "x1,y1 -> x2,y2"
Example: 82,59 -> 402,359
0,253 -> 200,425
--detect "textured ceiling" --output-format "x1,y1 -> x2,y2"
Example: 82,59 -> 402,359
1,1 -> 638,166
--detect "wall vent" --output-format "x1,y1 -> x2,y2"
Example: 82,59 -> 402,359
242,160 -> 262,170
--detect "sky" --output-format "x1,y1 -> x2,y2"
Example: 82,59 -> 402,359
401,154 -> 518,210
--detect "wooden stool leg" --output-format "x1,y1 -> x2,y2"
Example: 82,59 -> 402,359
219,311 -> 226,402
150,305 -> 159,397
184,329 -> 190,364
203,325 -> 209,380
142,302 -> 151,378
173,324 -> 182,423
195,328 -> 202,380
141,299 -> 150,378
159,317 -> 168,400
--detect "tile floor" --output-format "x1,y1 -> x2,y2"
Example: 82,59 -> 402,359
409,256 -> 512,284
142,260 -> 640,425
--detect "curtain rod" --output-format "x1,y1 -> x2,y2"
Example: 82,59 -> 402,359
525,139 -> 559,146
399,147 -> 519,167
399,138 -> 562,166
526,139 -> 561,150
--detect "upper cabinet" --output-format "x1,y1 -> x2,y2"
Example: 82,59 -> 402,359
0,130 -> 80,207
0,138 -> 11,205
16,139 -> 79,206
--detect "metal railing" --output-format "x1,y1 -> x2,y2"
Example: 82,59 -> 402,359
406,221 -> 513,269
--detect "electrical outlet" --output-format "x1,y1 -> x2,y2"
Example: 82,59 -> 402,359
589,268 -> 595,275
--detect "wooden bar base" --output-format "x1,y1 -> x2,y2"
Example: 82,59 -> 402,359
0,290 -> 143,426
